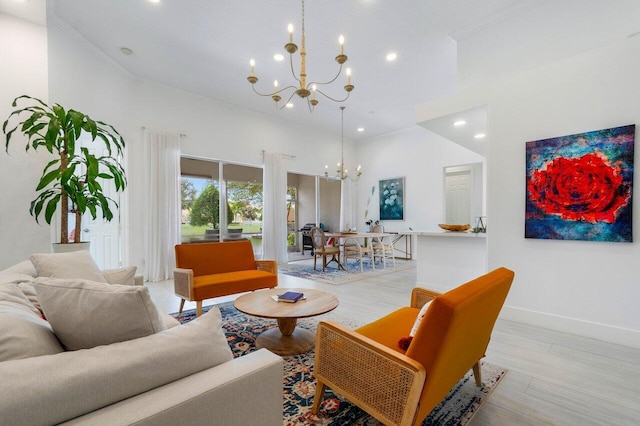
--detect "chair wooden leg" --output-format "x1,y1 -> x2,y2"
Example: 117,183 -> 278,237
472,362 -> 482,386
312,380 -> 327,413
178,299 -> 185,315
314,255 -> 318,271
196,301 -> 203,317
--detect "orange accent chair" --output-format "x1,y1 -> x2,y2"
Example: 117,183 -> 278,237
312,267 -> 514,426
174,240 -> 277,317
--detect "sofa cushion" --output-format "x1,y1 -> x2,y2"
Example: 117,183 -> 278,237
0,284 -> 64,361
102,266 -> 137,285
34,277 -> 166,350
175,240 -> 257,276
193,270 -> 277,300
0,260 -> 38,277
30,251 -> 107,283
0,307 -> 233,426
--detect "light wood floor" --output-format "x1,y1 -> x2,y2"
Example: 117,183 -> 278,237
146,263 -> 640,426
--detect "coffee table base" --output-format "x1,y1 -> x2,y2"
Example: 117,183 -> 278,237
255,327 -> 315,356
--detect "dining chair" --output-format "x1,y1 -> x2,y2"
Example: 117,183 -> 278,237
310,227 -> 343,271
371,224 -> 395,268
343,237 -> 375,272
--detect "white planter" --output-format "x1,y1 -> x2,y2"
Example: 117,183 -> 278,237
51,242 -> 91,253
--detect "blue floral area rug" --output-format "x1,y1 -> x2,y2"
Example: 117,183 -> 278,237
173,302 -> 507,426
280,259 -> 416,286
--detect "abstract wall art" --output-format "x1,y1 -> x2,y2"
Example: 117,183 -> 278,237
525,125 -> 635,242
379,177 -> 404,220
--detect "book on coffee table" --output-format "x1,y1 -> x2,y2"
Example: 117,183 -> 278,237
277,291 -> 304,303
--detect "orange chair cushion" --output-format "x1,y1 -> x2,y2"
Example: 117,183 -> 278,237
193,270 -> 277,300
355,306 -> 419,353
175,240 -> 257,276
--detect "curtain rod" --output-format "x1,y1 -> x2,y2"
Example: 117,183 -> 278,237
141,126 -> 186,137
261,150 -> 296,159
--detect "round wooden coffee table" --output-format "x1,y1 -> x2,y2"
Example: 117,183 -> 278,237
234,288 -> 339,356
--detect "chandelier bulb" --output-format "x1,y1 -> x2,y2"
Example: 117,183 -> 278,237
274,80 -> 279,88
339,34 -> 344,55
250,59 -> 255,76
288,23 -> 294,43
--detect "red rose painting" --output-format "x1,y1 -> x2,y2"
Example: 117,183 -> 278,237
527,152 -> 628,224
525,125 -> 634,242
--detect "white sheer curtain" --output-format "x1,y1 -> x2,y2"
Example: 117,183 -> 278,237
340,179 -> 357,232
142,129 -> 181,281
262,152 -> 289,265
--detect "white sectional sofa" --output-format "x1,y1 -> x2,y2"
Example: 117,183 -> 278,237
0,252 -> 283,425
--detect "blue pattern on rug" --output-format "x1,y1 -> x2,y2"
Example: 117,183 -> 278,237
173,302 -> 506,425
280,259 -> 416,286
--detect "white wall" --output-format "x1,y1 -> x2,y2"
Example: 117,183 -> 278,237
486,37 -> 640,348
0,14 -> 50,268
356,126 -> 484,233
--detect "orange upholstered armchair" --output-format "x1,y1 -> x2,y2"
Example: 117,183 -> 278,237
312,267 -> 514,426
174,240 -> 277,317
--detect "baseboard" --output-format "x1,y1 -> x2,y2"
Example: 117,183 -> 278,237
500,305 -> 640,349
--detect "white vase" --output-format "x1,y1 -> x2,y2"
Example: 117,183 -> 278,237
51,242 -> 91,253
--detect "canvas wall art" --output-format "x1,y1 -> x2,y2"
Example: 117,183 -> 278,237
379,177 -> 404,220
525,124 -> 634,242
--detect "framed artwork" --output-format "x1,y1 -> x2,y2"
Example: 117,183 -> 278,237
525,125 -> 634,242
379,177 -> 404,220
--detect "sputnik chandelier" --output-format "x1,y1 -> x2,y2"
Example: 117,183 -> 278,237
325,107 -> 362,181
246,0 -> 354,112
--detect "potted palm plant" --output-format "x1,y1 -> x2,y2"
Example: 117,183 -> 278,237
3,95 -> 127,248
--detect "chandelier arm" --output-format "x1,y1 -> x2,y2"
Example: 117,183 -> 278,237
251,84 -> 298,97
306,64 -> 343,89
315,88 -> 351,103
276,91 -> 298,110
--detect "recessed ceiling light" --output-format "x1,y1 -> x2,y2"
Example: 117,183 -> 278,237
357,127 -> 364,132
386,52 -> 397,61
286,102 -> 294,108
120,47 -> 133,56
273,54 -> 284,61
148,0 -> 160,3
474,133 -> 486,139
453,120 -> 466,127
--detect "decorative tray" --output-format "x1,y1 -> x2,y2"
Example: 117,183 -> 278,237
438,224 -> 471,232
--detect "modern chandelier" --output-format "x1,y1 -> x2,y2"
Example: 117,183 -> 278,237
325,107 -> 362,181
247,0 -> 354,112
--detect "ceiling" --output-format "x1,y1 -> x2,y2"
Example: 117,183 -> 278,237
3,0 -> 640,149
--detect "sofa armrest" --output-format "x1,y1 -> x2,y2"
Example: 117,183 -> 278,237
313,321 -> 426,426
61,349 -> 284,426
410,287 -> 441,309
173,268 -> 195,300
255,260 -> 277,275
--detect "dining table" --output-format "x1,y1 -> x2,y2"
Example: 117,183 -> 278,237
325,231 -> 392,270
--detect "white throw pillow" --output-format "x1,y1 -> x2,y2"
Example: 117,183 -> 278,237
1,260 -> 38,277
0,308 -> 232,426
0,284 -> 64,361
0,282 -> 41,317
34,277 -> 167,350
30,251 -> 107,283
409,300 -> 432,337
102,266 -> 137,285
